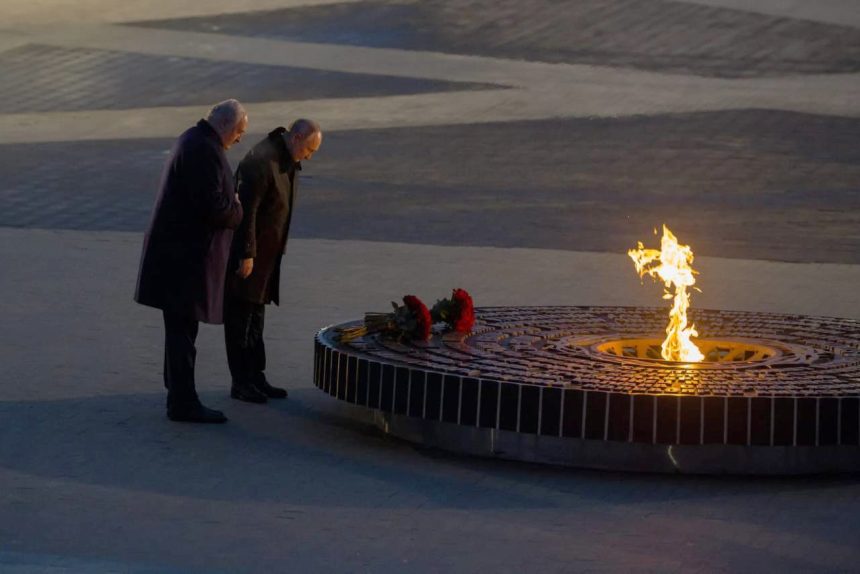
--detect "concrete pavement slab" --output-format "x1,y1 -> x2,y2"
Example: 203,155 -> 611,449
0,44 -> 492,114
138,0 -> 860,77
1,0 -> 366,26
0,228 -> 859,572
679,0 -> 860,29
2,228 -> 859,404
2,111 -> 857,263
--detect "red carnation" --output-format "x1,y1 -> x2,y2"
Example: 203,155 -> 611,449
402,295 -> 432,341
430,288 -> 475,334
337,292 -> 465,343
450,288 -> 475,333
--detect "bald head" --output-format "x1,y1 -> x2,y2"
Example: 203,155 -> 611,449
285,118 -> 322,162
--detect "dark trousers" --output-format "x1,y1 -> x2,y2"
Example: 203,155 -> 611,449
162,310 -> 200,407
224,294 -> 266,384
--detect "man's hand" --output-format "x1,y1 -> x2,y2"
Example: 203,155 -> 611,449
237,258 -> 254,278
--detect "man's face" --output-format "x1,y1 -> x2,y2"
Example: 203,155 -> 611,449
223,115 -> 248,149
290,131 -> 322,161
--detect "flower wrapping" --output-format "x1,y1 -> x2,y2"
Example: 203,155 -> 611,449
338,295 -> 432,342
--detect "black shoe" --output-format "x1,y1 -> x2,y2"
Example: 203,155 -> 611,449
167,402 -> 228,423
231,380 -> 268,404
253,375 -> 288,399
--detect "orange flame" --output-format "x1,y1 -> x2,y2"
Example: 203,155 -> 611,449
628,225 -> 704,362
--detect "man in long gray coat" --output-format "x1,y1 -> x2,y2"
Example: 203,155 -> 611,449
224,119 -> 322,403
135,100 -> 247,423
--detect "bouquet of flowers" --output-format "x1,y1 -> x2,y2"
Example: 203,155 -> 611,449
338,295 -> 432,342
430,288 -> 475,334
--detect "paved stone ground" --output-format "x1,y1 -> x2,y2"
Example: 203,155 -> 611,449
2,110 -> 859,262
138,0 -> 860,78
3,229 -> 860,574
0,44 -> 492,114
0,0 -> 858,572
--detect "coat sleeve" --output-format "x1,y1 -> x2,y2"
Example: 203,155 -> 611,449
187,143 -> 243,230
233,158 -> 267,259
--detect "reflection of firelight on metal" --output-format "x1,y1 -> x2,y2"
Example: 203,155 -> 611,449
594,338 -> 781,365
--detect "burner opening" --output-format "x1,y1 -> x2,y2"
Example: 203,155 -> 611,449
595,338 -> 780,364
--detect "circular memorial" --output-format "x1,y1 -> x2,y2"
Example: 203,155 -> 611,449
314,306 -> 860,474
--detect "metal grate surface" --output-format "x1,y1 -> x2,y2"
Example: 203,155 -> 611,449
329,306 -> 860,397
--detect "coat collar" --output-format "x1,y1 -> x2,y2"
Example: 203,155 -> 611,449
267,127 -> 302,174
197,119 -> 222,147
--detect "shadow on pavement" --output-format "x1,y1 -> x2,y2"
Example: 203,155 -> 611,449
1,389 -> 857,511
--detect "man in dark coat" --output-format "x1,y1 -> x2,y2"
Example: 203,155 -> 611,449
224,119 -> 322,403
135,99 -> 248,423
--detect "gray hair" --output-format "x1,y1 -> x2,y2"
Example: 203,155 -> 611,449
206,99 -> 247,136
289,118 -> 321,138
